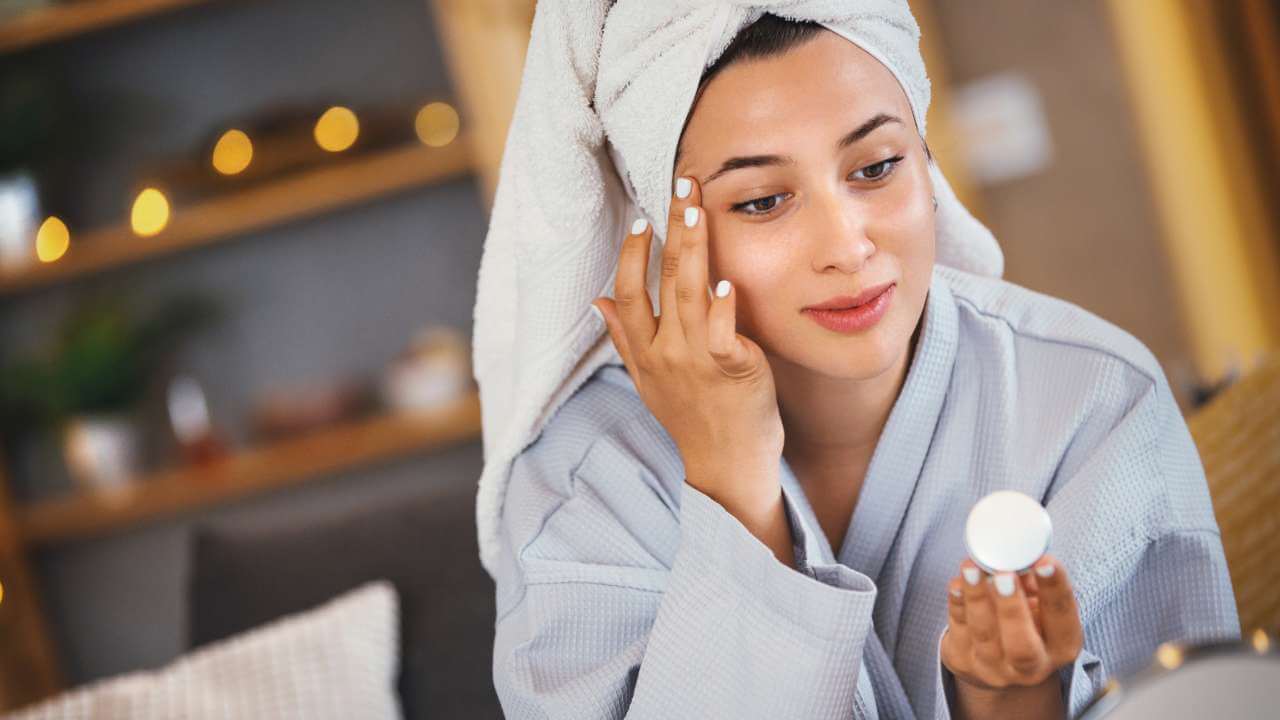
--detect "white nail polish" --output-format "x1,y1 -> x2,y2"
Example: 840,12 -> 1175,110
950,587 -> 962,599
1035,563 -> 1056,578
962,567 -> 980,586
994,573 -> 1015,597
675,177 -> 692,198
631,218 -> 648,235
589,304 -> 603,322
715,279 -> 731,298
684,206 -> 698,227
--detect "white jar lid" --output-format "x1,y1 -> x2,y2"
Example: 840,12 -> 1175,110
964,490 -> 1053,574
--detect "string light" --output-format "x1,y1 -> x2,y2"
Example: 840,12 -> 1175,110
35,216 -> 70,263
415,102 -> 460,147
314,106 -> 359,152
212,129 -> 253,175
1253,628 -> 1272,654
1155,642 -> 1183,670
131,188 -> 171,237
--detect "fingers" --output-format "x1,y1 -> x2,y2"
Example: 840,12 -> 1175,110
706,279 -> 753,376
612,218 -> 658,351
960,560 -> 1004,679
1033,556 -> 1085,667
949,555 -> 1081,690
594,298 -> 641,385
990,571 -> 1050,681
676,200 -> 710,349
941,577 -> 972,671
657,176 -> 702,345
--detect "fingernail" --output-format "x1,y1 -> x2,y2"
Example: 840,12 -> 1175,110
631,218 -> 648,235
589,303 -> 603,322
675,177 -> 692,198
715,279 -> 731,298
1035,562 -> 1055,578
950,587 -> 962,599
962,567 -> 981,586
684,206 -> 699,227
994,573 -> 1015,597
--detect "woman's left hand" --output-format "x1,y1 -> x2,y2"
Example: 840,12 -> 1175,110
940,554 -> 1084,694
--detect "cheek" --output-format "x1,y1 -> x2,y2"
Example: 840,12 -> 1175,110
707,232 -> 796,332
871,166 -> 935,254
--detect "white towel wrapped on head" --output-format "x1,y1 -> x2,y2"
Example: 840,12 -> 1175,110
471,0 -> 1004,577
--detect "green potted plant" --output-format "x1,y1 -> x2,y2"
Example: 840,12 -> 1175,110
0,290 -> 220,493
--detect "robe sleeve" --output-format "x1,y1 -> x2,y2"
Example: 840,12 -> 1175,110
934,368 -> 1240,719
492,438 -> 881,719
1050,369 -> 1241,717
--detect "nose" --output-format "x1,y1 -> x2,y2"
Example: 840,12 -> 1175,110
806,187 -> 875,274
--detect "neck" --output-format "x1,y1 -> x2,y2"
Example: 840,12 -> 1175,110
773,321 -> 922,473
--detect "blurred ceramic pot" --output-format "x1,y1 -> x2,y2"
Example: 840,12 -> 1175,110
382,326 -> 472,413
0,169 -> 39,272
62,412 -> 142,494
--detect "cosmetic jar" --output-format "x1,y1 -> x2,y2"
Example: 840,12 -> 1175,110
964,490 -> 1053,574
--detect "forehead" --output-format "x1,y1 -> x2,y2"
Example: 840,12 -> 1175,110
680,30 -> 914,165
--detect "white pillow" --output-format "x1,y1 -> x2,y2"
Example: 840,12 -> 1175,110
6,580 -> 402,720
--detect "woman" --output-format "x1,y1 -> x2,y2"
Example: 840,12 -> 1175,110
476,4 -> 1239,719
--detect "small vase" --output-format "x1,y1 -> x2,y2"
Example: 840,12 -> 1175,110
62,413 -> 143,496
0,168 -> 40,273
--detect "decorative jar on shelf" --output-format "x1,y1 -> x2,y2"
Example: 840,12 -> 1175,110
61,411 -> 143,496
0,168 -> 39,273
382,325 -> 472,414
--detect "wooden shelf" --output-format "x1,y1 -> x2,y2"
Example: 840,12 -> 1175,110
0,0 -> 212,54
0,139 -> 473,296
15,389 -> 482,546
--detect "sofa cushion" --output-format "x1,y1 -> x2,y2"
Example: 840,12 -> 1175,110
188,477 -> 501,719
8,581 -> 400,720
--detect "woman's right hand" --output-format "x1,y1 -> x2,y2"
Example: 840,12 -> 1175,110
592,175 -> 785,521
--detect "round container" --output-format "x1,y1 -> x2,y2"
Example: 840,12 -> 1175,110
964,490 -> 1053,574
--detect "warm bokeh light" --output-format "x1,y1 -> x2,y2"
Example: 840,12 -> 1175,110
415,102 -> 460,147
1155,642 -> 1183,670
212,129 -> 253,175
1254,628 -> 1272,654
314,106 -> 359,152
131,188 -> 171,237
35,216 -> 70,263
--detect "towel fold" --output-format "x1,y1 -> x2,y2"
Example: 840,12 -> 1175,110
472,0 -> 1004,577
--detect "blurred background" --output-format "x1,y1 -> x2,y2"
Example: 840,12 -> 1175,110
0,0 -> 1275,715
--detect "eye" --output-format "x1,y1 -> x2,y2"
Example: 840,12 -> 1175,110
850,155 -> 905,182
730,192 -> 791,217
727,155 -> 905,218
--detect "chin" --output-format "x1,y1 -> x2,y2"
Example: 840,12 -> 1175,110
814,332 -> 905,380
769,319 -> 909,382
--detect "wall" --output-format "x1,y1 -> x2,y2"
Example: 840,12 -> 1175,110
928,0 -> 1196,404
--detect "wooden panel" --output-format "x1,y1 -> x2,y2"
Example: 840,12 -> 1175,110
17,390 -> 482,546
427,0 -> 534,207
0,140 -> 473,296
909,0 -> 985,216
0,452 -> 62,711
1105,0 -> 1280,384
0,0 -> 210,54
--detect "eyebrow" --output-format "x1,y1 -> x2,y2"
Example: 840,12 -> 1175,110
700,112 -> 904,186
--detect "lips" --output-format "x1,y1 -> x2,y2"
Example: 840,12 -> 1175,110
804,282 -> 895,311
802,283 -> 895,334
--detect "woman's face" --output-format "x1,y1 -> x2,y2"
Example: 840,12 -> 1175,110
675,30 -> 936,382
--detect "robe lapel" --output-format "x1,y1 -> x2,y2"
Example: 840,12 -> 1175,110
836,269 -> 959,585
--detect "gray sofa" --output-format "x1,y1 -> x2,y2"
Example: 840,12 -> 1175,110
187,474 -> 504,719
